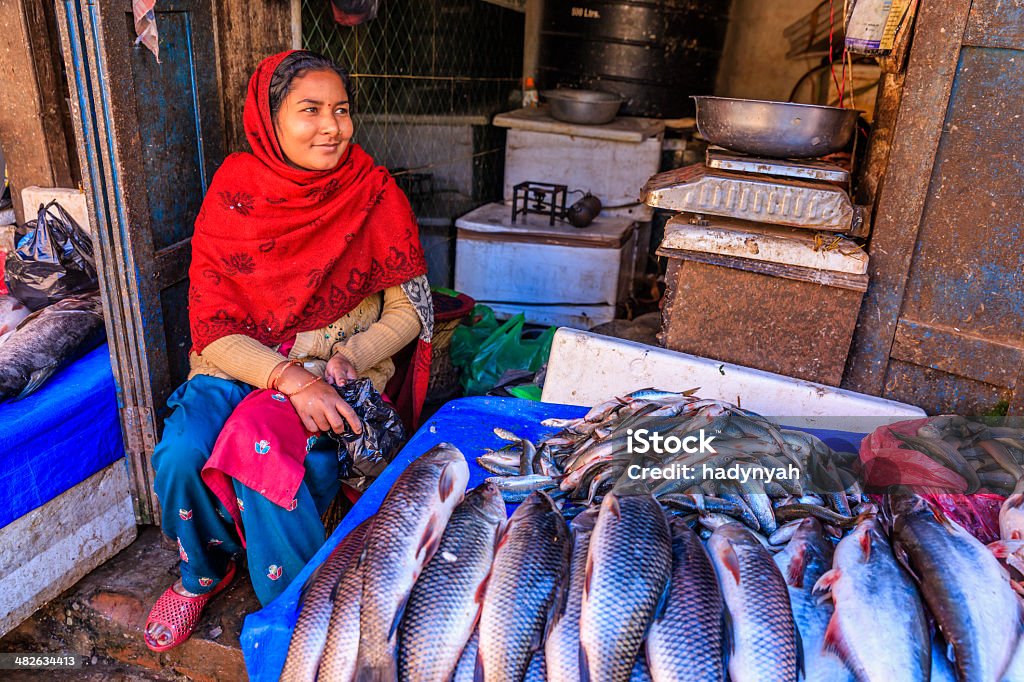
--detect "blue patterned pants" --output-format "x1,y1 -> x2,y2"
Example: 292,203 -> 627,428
152,375 -> 340,605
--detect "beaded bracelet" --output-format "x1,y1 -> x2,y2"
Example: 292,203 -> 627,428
268,359 -> 301,391
281,374 -> 323,398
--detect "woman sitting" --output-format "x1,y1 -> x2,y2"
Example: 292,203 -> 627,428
143,50 -> 432,651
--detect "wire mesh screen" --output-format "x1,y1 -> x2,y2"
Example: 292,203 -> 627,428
303,0 -> 523,286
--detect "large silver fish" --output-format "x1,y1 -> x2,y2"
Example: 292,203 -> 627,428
318,521 -> 373,682
478,491 -> 570,682
580,492 -> 672,682
282,519 -> 369,682
708,522 -> 799,682
546,507 -> 599,682
813,515 -> 929,682
0,291 -> 105,401
646,516 -> 724,682
889,494 -> 1022,682
397,482 -> 506,682
354,444 -> 470,681
772,518 -> 852,682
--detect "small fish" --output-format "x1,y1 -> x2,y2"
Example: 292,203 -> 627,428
774,503 -> 862,529
486,474 -> 560,503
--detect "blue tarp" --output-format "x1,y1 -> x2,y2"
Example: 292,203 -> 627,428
240,396 -> 866,681
0,343 -> 125,529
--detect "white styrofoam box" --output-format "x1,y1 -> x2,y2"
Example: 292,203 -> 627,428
486,301 -> 617,329
494,108 -> 663,221
541,328 -> 926,431
455,203 -> 636,324
21,186 -> 91,234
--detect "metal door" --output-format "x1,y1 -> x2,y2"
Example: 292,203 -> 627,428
56,0 -> 225,522
845,0 -> 1024,415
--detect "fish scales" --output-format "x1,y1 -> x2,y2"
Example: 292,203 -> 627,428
282,520 -> 369,682
580,493 -> 673,682
646,517 -> 724,682
546,508 -> 599,682
354,444 -> 469,681
451,630 -> 479,682
318,521 -> 374,682
772,518 -> 852,682
890,496 -> 1021,682
478,491 -> 570,682
397,483 -> 505,682
709,523 -> 799,682
813,515 -> 929,682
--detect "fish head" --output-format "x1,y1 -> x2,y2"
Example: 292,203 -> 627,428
509,490 -> 558,521
570,506 -> 600,533
420,442 -> 466,465
466,482 -> 508,525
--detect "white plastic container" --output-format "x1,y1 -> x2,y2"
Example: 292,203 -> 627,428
541,328 -> 925,431
493,108 -> 664,221
455,202 -> 637,328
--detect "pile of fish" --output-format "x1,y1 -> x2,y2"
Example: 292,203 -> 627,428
280,391 -> 1024,682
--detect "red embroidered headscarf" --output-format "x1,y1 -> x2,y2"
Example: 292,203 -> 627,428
189,50 -> 431,425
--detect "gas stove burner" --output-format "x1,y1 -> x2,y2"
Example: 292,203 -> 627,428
511,181 -> 567,226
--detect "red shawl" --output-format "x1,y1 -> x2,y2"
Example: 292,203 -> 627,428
189,50 -> 431,426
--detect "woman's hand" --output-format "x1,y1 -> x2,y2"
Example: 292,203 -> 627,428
277,365 -> 362,435
325,352 -> 358,387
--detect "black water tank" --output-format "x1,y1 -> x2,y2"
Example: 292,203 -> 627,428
539,0 -> 731,118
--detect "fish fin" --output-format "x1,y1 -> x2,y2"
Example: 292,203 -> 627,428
794,623 -> 804,681
823,611 -> 858,673
859,529 -> 872,562
892,541 -> 922,584
990,541 -> 1011,559
607,492 -> 621,520
439,462 -> 460,502
583,553 -> 593,603
722,607 -> 735,658
786,545 -> 807,588
579,644 -> 591,682
16,366 -> 57,400
930,504 -> 957,532
388,590 -> 411,643
1013,580 -> 1024,599
717,542 -> 742,584
417,512 -> 445,564
812,568 -> 840,596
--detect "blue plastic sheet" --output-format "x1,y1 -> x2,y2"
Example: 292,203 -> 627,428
240,396 -> 867,680
0,343 -> 125,529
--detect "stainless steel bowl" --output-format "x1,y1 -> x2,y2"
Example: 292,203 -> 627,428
542,89 -> 624,126
692,96 -> 860,158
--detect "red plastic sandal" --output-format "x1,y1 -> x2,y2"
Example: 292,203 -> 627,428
143,561 -> 237,652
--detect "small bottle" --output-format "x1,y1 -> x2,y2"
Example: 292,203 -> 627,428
522,77 -> 539,108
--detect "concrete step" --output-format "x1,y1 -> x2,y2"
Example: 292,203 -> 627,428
0,527 -> 260,681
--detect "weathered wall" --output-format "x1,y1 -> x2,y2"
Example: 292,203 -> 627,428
715,0 -> 825,101
0,0 -> 76,222
213,0 -> 295,154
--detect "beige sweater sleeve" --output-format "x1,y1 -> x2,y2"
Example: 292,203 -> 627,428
332,285 -> 422,372
198,334 -> 285,388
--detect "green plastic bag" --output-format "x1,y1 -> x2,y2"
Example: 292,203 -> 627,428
451,305 -> 555,396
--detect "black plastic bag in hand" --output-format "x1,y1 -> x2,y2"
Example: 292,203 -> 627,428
327,377 -> 406,491
5,201 -> 98,311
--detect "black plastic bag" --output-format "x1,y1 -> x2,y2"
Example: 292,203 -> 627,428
331,0 -> 380,26
327,377 -> 406,491
5,201 -> 98,311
